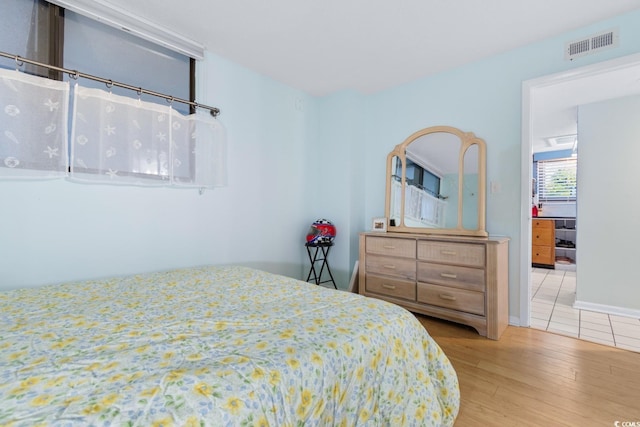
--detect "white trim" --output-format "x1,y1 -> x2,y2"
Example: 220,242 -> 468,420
520,80 -> 533,328
48,0 -> 205,60
509,316 -> 521,327
196,52 -> 209,107
520,52 -> 640,328
574,300 -> 640,319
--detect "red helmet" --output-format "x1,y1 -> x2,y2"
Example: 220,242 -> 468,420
306,219 -> 336,244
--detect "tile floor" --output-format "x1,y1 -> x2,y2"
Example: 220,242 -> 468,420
530,267 -> 640,353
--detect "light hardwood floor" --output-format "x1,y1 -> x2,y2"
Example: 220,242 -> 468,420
416,314 -> 640,426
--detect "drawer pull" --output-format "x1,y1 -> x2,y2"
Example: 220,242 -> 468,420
383,264 -> 397,269
440,273 -> 457,279
439,293 -> 457,301
382,284 -> 396,290
383,245 -> 395,249
441,250 -> 457,256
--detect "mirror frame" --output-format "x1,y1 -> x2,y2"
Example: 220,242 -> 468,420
384,125 -> 488,237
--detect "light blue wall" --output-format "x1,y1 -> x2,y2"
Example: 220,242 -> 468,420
3,9 -> 640,315
576,95 -> 640,310
355,9 -> 640,319
311,91 -> 367,287
0,53 -> 318,290
441,173 -> 459,229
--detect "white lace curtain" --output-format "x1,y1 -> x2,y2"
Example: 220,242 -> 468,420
0,69 -> 226,188
406,184 -> 446,228
0,69 -> 69,178
393,180 -> 446,228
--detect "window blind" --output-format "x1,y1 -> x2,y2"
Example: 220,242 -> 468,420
537,158 -> 577,200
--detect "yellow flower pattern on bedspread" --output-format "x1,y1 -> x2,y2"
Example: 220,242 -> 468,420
0,266 -> 459,426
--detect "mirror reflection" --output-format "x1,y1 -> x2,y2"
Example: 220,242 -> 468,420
385,126 -> 487,237
461,144 -> 479,230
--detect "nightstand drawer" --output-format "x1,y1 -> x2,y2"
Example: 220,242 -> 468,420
366,254 -> 416,280
417,283 -> 485,316
417,241 -> 485,267
532,245 -> 554,265
366,236 -> 416,258
366,274 -> 416,301
417,262 -> 485,292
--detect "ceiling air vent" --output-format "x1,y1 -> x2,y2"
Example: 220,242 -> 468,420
565,28 -> 619,61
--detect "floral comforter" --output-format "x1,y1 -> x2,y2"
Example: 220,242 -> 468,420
0,265 -> 459,426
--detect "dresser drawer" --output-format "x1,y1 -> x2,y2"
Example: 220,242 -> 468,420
532,219 -> 554,230
417,262 -> 485,292
359,232 -> 509,340
366,236 -> 416,258
366,254 -> 416,280
417,282 -> 485,316
366,274 -> 416,301
417,241 -> 485,267
532,245 -> 554,265
532,228 -> 553,246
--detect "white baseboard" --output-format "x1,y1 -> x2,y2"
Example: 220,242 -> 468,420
573,300 -> 640,319
509,315 -> 521,327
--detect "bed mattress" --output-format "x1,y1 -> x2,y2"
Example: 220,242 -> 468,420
0,265 -> 459,426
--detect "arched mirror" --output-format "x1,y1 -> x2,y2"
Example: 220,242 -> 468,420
385,125 -> 487,237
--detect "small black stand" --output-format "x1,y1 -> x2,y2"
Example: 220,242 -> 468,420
305,242 -> 337,289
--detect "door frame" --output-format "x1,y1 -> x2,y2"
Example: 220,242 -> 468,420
519,52 -> 640,326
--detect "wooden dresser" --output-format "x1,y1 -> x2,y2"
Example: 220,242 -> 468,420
531,219 -> 555,268
359,232 -> 509,340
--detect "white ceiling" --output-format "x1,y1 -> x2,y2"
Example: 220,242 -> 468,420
98,0 -> 640,96
89,0 -> 640,153
531,61 -> 640,152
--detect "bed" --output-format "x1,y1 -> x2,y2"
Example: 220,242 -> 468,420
0,265 -> 459,426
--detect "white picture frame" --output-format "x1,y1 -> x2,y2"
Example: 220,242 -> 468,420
371,217 -> 387,232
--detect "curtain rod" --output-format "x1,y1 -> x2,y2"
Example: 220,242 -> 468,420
0,50 -> 220,117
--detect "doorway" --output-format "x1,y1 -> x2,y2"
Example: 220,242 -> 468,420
520,53 -> 640,347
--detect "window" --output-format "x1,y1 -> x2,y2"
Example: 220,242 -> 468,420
402,159 -> 441,198
0,0 -> 227,187
1,0 -> 194,109
63,10 -> 192,114
537,158 -> 577,201
0,0 -> 61,78
392,159 -> 445,227
62,8 -> 194,182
